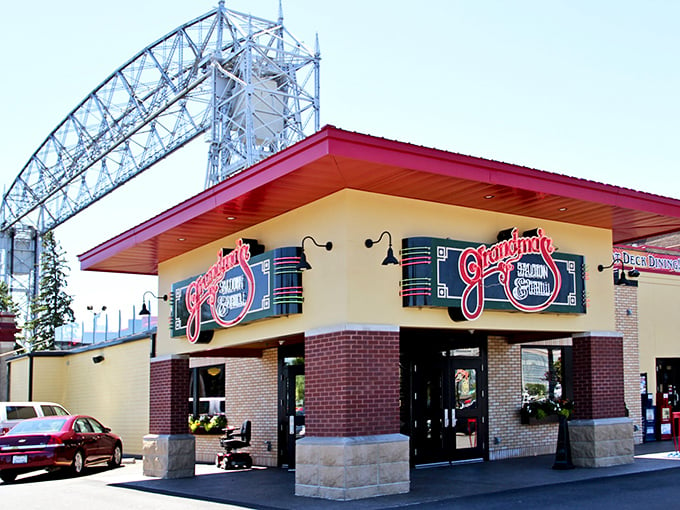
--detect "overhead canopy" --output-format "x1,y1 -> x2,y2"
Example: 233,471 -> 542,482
79,125 -> 680,275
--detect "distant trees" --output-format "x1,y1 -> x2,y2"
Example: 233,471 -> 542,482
0,281 -> 18,315
24,231 -> 75,351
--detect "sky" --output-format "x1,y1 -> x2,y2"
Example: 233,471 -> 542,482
1,0 -> 679,329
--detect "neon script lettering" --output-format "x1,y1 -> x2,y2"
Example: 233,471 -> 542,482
185,239 -> 255,343
458,228 -> 561,320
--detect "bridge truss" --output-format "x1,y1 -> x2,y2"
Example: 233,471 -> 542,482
0,1 -> 320,326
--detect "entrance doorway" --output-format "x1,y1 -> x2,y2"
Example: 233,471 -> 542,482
401,330 -> 488,466
278,345 -> 305,468
656,358 -> 680,411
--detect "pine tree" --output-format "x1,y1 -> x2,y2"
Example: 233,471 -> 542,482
0,281 -> 19,315
25,231 -> 75,351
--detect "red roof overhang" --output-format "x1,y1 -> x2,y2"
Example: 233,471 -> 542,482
79,125 -> 680,275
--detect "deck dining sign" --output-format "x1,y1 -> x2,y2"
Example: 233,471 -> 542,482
171,239 -> 303,343
400,228 -> 586,320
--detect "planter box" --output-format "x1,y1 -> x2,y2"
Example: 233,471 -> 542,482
520,413 -> 559,425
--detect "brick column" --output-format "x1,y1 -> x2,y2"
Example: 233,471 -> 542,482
615,285 -> 642,444
569,332 -> 633,467
143,354 -> 195,478
296,326 -> 409,500
0,313 -> 19,401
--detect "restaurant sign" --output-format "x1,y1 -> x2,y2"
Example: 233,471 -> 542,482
171,239 -> 303,343
613,245 -> 680,275
401,228 -> 586,320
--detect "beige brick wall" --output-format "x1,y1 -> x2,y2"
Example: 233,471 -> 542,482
225,348 -> 278,467
488,336 -> 570,460
195,435 -> 222,464
615,285 -> 643,444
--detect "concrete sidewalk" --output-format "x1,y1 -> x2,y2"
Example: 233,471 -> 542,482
112,440 -> 680,509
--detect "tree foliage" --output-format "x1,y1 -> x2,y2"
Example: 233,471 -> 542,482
25,231 -> 75,350
0,281 -> 19,315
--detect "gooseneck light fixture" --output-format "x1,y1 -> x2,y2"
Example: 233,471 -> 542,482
139,291 -> 169,316
296,236 -> 333,271
597,258 -> 640,286
364,231 -> 399,265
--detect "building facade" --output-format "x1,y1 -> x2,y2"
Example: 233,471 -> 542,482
10,127 -> 680,500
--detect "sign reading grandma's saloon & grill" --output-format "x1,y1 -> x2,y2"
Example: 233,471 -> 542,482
400,228 -> 586,320
171,239 -> 303,343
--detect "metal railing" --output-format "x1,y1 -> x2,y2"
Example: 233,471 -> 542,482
54,306 -> 158,349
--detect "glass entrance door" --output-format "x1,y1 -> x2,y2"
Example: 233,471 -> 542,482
279,354 -> 304,468
403,333 -> 487,466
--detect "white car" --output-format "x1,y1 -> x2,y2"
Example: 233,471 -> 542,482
0,402 -> 70,435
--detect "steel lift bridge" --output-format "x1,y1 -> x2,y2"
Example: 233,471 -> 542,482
0,1 -> 320,327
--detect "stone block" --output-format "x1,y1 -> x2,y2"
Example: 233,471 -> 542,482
318,465 -> 345,487
378,481 -> 410,496
346,464 -> 378,487
379,461 -> 409,484
294,434 -> 410,501
142,434 -> 195,478
295,463 -> 318,486
295,484 -> 319,498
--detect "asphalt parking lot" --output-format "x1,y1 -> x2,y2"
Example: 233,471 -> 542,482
3,441 -> 680,510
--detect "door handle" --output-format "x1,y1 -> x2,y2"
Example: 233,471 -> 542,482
451,408 -> 457,428
444,409 -> 449,428
289,415 -> 295,435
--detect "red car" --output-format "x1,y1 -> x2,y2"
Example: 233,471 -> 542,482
0,415 -> 123,483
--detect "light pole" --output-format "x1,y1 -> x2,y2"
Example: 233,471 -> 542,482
86,305 -> 107,343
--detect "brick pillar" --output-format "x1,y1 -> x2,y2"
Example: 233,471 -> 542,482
143,354 -> 195,478
615,285 -> 642,444
573,333 -> 626,420
305,328 -> 400,436
296,326 -> 409,500
569,332 -> 633,467
0,313 -> 19,401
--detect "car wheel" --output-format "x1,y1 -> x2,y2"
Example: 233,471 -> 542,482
0,471 -> 17,483
72,449 -> 85,475
108,443 -> 123,468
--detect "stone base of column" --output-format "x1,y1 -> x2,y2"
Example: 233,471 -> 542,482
295,434 -> 409,501
142,434 -> 195,478
568,418 -> 634,467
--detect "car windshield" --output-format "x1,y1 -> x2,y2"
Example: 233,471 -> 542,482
6,418 -> 68,435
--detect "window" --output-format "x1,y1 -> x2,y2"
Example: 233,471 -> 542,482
6,406 -> 37,420
521,346 -> 572,403
189,364 -> 226,416
87,418 -> 106,433
74,418 -> 94,433
40,404 -> 69,416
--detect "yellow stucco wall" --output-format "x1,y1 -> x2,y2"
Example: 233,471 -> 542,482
8,357 -> 29,401
638,271 -> 680,383
157,189 -> 615,355
31,357 -> 67,404
7,338 -> 149,456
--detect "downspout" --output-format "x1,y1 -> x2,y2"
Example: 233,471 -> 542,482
28,353 -> 33,401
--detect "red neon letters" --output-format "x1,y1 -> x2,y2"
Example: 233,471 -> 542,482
458,228 -> 561,320
185,239 -> 255,343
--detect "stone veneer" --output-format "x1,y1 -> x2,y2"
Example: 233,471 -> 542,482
142,434 -> 196,478
568,418 -> 634,467
295,434 -> 409,500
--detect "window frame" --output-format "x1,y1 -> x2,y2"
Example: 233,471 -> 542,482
521,345 -> 573,404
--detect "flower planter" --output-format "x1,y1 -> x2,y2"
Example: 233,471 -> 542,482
520,413 -> 559,425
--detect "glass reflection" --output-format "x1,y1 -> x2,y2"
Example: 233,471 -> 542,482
454,368 -> 477,409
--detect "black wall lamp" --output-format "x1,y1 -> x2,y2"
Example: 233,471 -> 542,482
597,258 -> 640,286
365,231 -> 399,265
92,355 -> 105,364
139,291 -> 169,316
296,236 -> 333,271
